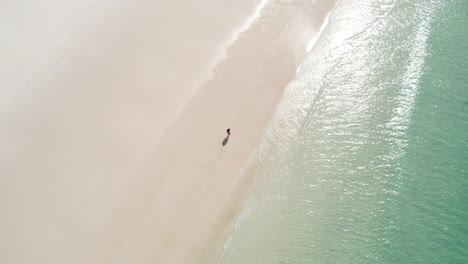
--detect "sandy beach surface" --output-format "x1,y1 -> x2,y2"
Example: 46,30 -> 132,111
0,0 -> 334,263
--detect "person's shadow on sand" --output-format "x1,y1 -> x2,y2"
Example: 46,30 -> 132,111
222,128 -> 231,146
222,135 -> 230,146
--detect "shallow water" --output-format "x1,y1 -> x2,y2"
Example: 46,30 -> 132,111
219,0 -> 468,263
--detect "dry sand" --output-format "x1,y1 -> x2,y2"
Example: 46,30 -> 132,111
0,0 -> 335,263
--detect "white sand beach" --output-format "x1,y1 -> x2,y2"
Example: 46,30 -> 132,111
0,0 -> 334,263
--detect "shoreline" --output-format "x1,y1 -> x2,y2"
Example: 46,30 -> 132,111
216,4 -> 336,262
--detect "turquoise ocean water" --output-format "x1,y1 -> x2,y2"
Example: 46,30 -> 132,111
219,0 -> 468,263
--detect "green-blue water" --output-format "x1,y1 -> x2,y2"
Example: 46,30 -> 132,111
219,0 -> 468,263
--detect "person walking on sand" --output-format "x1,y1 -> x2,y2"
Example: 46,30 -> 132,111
222,128 -> 231,146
